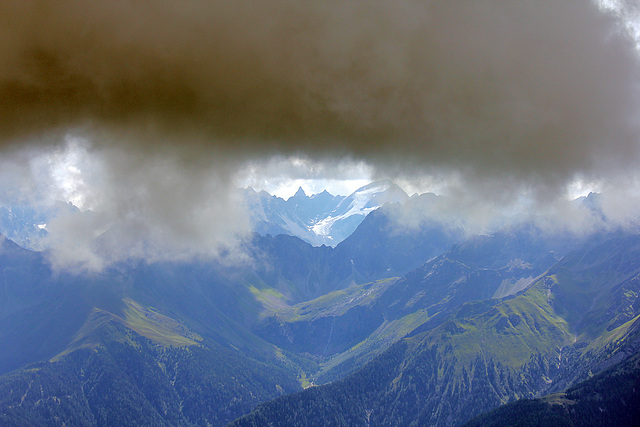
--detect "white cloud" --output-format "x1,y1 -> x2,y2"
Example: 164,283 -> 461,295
236,156 -> 373,198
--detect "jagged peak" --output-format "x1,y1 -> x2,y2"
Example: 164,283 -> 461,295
242,186 -> 258,194
310,189 -> 336,200
293,186 -> 307,198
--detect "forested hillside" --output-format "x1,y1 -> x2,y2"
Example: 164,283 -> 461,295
233,233 -> 640,426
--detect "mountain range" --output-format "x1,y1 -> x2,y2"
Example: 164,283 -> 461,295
243,180 -> 409,246
0,186 -> 638,425
0,181 -> 408,253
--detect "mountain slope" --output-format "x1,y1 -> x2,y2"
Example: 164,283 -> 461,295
254,222 -> 580,384
233,231 -> 640,426
235,279 -> 574,426
2,193 -> 639,426
309,181 -> 408,245
465,327 -> 640,426
243,181 -> 408,246
0,234 -> 307,425
243,187 -> 346,246
0,328 -> 300,426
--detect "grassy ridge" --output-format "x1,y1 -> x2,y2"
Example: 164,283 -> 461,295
54,298 -> 202,360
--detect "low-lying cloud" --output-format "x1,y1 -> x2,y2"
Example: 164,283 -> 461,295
1,1 -> 639,269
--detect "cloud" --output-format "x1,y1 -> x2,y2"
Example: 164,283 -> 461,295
237,156 -> 373,198
41,140 -> 251,271
0,1 -> 639,268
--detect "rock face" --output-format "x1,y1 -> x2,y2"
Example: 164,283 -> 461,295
243,180 -> 408,246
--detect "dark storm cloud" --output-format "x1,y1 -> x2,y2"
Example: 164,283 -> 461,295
1,1 -> 638,184
1,0 -> 639,268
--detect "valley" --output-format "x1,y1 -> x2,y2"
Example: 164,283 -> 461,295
0,188 -> 638,425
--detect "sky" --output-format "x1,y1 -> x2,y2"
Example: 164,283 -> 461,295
236,156 -> 375,199
1,0 -> 640,270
